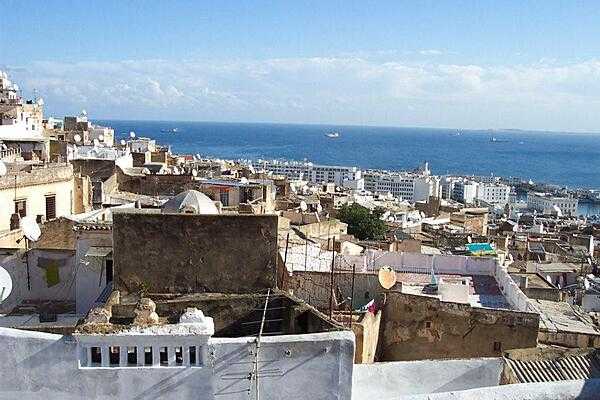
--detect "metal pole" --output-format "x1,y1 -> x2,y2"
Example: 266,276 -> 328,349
254,288 -> 270,400
281,232 -> 290,288
25,238 -> 31,291
350,263 -> 356,327
329,238 -> 336,321
304,236 -> 308,271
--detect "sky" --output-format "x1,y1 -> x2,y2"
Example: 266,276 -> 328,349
2,1 -> 600,131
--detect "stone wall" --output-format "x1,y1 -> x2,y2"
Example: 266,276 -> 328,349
283,270 -> 383,310
380,292 -> 539,361
116,168 -> 195,195
113,211 -> 278,294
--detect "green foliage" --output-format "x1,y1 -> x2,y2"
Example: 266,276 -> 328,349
337,203 -> 387,241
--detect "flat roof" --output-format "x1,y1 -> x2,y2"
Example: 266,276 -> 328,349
397,272 -> 511,309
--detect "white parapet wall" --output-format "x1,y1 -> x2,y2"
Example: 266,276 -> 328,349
401,379 -> 600,400
0,327 -> 354,400
353,358 -> 505,399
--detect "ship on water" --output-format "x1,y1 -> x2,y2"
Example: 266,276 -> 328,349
326,132 -> 340,138
161,127 -> 178,133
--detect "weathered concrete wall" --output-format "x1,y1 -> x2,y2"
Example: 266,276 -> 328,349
283,270 -> 383,310
353,358 -> 504,399
352,310 -> 381,364
113,212 -> 278,294
0,327 -> 354,400
294,219 -> 348,239
116,168 -> 195,196
380,292 -> 539,361
75,230 -> 113,315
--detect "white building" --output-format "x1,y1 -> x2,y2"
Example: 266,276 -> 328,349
0,163 -> 74,232
130,137 -> 156,153
452,179 -> 478,204
476,182 -> 511,205
527,192 -> 578,215
0,70 -> 45,140
252,159 -> 363,189
89,125 -> 115,147
363,166 -> 440,202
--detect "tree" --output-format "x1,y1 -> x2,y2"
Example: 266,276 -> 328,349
337,203 -> 387,241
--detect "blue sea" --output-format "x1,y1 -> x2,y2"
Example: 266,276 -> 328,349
97,120 -> 600,190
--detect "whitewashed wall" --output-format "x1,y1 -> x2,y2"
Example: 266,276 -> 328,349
0,328 -> 354,400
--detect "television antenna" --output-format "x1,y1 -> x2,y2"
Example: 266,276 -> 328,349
0,266 -> 12,303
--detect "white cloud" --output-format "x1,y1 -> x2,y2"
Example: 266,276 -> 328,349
8,57 -> 600,131
418,49 -> 445,56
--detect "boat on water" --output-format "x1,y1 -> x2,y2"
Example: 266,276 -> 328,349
161,128 -> 179,133
326,132 -> 340,138
490,136 -> 508,143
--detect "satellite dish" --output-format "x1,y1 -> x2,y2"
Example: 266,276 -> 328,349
74,134 -> 81,143
142,167 -> 151,175
192,155 -> 197,161
20,216 -> 41,242
0,266 -> 13,303
98,134 -> 104,141
120,139 -> 126,146
378,266 -> 397,289
240,177 -> 249,184
1,143 -> 7,150
129,131 -> 136,138
584,279 -> 590,291
316,203 -> 323,213
300,201 -> 308,212
196,153 -> 201,160
36,98 -> 44,106
172,166 -> 180,175
192,169 -> 198,177
93,139 -> 100,147
0,161 -> 7,177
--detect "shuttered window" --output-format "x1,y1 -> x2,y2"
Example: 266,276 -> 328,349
14,199 -> 26,217
45,195 -> 56,220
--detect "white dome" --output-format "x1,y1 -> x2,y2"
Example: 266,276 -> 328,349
161,190 -> 219,215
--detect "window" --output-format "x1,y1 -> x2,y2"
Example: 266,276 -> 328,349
127,347 -> 137,365
105,259 -> 113,285
189,346 -> 197,365
219,190 -> 229,206
160,347 -> 168,366
109,346 -> 120,366
144,347 -> 153,365
45,195 -> 56,220
14,199 -> 26,218
90,347 -> 101,366
175,347 -> 183,365
493,341 -> 502,352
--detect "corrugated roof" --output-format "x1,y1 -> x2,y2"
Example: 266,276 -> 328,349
506,352 -> 600,383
